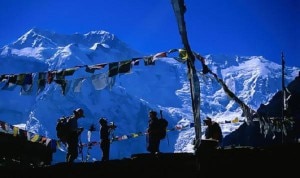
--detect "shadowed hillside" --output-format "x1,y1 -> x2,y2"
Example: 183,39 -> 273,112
223,73 -> 300,146
1,144 -> 300,178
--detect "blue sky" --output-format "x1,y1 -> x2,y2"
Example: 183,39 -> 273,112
0,0 -> 299,67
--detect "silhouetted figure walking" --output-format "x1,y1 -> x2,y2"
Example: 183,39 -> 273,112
147,110 -> 161,154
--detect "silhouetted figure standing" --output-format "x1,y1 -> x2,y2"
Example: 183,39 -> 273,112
147,110 -> 161,154
203,117 -> 223,146
99,117 -> 116,161
66,108 -> 85,163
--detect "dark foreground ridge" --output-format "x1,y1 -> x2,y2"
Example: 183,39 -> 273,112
1,143 -> 300,178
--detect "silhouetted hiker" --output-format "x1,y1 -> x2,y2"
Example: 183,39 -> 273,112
203,117 -> 223,146
65,108 -> 85,163
147,110 -> 161,154
99,117 -> 116,161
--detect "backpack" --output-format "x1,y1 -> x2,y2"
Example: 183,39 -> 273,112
157,118 -> 168,140
56,116 -> 71,143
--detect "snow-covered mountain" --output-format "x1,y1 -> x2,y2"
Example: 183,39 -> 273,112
0,28 -> 299,163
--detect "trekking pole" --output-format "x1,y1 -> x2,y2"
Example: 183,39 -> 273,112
78,134 -> 84,162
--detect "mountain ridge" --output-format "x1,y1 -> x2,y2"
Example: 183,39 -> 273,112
0,28 -> 299,163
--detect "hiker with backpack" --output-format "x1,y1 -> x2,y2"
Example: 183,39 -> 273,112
203,116 -> 223,146
146,110 -> 168,154
61,108 -> 85,163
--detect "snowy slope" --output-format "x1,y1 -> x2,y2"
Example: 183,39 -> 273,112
0,28 -> 299,163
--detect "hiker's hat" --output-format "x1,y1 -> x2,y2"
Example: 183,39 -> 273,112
149,110 -> 157,116
75,108 -> 85,118
99,117 -> 107,125
203,116 -> 212,123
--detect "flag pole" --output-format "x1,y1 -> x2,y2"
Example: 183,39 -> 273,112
171,0 -> 202,146
281,52 -> 286,144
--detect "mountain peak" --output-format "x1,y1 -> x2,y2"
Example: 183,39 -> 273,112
8,28 -> 127,53
1,28 -> 299,162
0,28 -> 141,72
85,30 -> 110,36
13,28 -> 57,48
